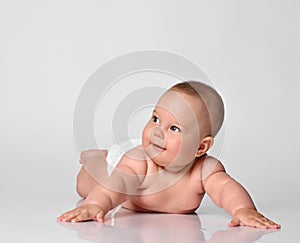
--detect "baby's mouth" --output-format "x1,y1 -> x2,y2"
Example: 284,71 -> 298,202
151,143 -> 166,151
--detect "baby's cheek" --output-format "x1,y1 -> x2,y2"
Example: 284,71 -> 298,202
141,124 -> 150,143
183,135 -> 199,153
175,137 -> 198,161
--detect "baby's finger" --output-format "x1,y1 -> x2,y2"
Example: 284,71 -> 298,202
57,211 -> 72,221
252,215 -> 281,229
96,210 -> 105,223
58,211 -> 78,222
261,218 -> 281,229
71,212 -> 90,223
242,217 -> 268,229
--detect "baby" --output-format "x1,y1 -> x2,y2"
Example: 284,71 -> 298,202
58,81 -> 280,229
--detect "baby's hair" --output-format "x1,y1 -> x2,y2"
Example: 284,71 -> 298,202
170,81 -> 225,137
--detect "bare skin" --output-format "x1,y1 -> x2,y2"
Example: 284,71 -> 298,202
58,89 -> 281,229
58,150 -> 280,229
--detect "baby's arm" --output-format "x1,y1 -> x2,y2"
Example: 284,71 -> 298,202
57,149 -> 146,223
202,157 -> 280,229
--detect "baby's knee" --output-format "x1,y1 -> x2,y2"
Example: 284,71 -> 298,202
76,171 -> 86,198
76,167 -> 93,198
76,184 -> 86,199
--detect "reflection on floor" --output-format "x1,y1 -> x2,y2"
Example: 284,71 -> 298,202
58,206 -> 280,243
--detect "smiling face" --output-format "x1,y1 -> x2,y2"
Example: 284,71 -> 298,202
142,90 -> 209,168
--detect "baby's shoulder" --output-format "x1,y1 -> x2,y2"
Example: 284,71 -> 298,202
194,155 -> 225,181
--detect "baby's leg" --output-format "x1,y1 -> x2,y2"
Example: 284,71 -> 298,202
76,149 -> 108,198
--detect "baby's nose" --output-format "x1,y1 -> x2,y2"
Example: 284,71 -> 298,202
150,126 -> 165,140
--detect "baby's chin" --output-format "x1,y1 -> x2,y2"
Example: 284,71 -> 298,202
141,146 -> 166,166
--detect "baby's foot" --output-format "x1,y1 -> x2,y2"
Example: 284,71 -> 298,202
79,149 -> 109,183
80,149 -> 108,164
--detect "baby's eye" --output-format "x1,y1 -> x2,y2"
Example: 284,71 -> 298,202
152,116 -> 160,124
170,126 -> 181,133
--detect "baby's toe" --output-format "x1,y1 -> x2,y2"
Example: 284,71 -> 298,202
79,151 -> 87,163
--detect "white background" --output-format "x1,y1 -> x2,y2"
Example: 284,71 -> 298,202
0,0 -> 299,242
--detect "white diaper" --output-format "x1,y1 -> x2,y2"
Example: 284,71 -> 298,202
106,139 -> 141,176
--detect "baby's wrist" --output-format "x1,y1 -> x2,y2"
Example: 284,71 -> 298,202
82,199 -> 104,209
232,207 -> 256,215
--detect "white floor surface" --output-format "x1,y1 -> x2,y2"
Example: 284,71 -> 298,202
0,197 -> 297,243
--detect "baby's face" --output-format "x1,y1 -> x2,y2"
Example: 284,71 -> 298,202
142,90 -> 205,168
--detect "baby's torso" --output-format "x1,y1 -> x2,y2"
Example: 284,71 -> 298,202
122,157 -> 206,213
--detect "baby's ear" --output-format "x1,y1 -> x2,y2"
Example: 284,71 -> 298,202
196,136 -> 214,157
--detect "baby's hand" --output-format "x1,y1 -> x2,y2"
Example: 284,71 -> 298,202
57,204 -> 105,223
228,208 -> 281,229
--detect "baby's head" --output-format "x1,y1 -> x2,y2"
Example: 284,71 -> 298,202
142,81 -> 224,168
169,81 -> 224,138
